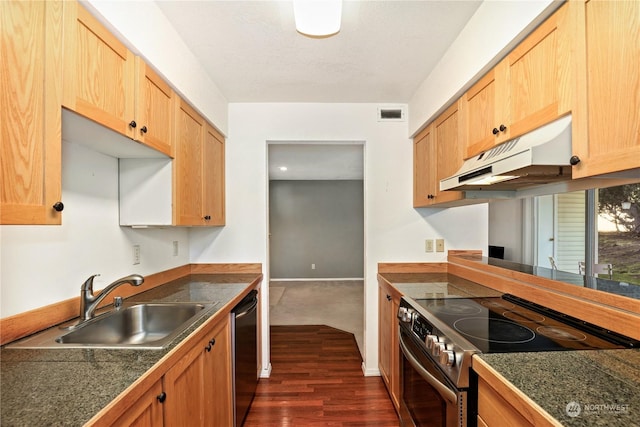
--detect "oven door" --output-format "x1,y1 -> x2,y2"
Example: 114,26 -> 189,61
399,326 -> 467,427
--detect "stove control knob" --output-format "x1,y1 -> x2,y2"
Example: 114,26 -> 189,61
433,342 -> 446,357
440,350 -> 455,367
425,335 -> 439,350
398,307 -> 414,323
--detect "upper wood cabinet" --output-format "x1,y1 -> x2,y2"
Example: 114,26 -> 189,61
413,102 -> 465,207
62,1 -> 173,157
62,1 -> 135,136
413,125 -> 434,207
1,0 -> 64,225
203,124 -> 226,226
570,0 -> 640,178
134,59 -> 176,157
461,3 -> 575,159
174,99 -> 205,226
173,99 -> 226,226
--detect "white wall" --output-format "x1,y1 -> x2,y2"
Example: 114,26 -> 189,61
84,0 -> 229,135
488,199 -> 524,262
189,103 -> 488,375
408,0 -> 557,136
0,142 -> 190,318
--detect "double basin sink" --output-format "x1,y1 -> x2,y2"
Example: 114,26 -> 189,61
8,301 -> 218,350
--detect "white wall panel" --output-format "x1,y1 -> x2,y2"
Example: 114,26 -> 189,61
189,103 -> 488,375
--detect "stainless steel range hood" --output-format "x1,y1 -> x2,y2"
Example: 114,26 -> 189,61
440,115 -> 573,192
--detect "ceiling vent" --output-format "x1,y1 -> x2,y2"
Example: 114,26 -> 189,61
377,107 -> 405,122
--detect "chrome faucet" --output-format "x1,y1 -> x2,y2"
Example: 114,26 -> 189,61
79,274 -> 144,322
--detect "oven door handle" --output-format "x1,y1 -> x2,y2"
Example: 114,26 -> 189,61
399,332 -> 458,406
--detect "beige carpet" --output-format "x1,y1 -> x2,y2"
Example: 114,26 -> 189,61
269,280 -> 364,356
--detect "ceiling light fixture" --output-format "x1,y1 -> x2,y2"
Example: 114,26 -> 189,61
293,0 -> 342,38
279,166 -> 288,171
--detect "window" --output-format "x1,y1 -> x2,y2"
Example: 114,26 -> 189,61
535,184 -> 639,286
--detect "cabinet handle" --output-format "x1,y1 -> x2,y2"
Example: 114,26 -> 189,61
157,392 -> 166,403
52,202 -> 64,212
499,124 -> 507,132
569,155 -> 581,166
205,338 -> 216,352
129,120 -> 137,129
492,127 -> 499,135
140,126 -> 148,134
204,215 -> 211,221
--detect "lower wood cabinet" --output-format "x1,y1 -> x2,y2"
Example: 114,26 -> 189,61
164,315 -> 233,426
90,314 -> 233,426
110,380 -> 164,427
378,278 -> 401,410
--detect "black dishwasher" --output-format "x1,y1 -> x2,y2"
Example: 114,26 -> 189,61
232,290 -> 259,426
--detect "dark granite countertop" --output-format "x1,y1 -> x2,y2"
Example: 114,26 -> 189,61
0,273 -> 259,426
380,270 -> 640,427
478,350 -> 640,427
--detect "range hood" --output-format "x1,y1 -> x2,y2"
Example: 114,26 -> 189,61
440,115 -> 573,192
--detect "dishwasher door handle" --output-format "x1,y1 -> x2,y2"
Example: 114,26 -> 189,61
234,291 -> 258,319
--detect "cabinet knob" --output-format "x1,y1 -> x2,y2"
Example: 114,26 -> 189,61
52,201 -> 64,212
386,294 -> 392,301
157,392 -> 166,403
129,120 -> 137,129
140,126 -> 148,134
569,155 -> 581,166
499,124 -> 507,132
492,127 -> 499,135
205,338 -> 216,352
204,215 -> 211,221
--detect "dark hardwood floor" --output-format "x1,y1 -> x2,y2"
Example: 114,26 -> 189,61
243,325 -> 400,427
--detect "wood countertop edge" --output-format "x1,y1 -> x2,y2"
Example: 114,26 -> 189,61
0,263 -> 263,346
472,356 -> 563,427
84,275 -> 262,426
448,255 -> 640,313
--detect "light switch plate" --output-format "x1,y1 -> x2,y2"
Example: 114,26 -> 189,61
425,239 -> 434,252
435,239 -> 445,252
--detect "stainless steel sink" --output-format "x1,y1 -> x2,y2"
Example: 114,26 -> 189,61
7,302 -> 217,350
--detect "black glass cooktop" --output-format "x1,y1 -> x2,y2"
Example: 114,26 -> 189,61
414,295 -> 639,353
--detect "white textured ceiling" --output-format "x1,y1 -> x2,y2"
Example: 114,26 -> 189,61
155,0 -> 482,103
155,0 -> 482,179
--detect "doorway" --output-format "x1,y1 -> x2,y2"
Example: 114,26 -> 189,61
266,142 -> 365,354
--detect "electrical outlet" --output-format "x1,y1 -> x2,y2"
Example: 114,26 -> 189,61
172,241 -> 179,256
435,239 -> 445,253
311,263 -> 316,270
133,245 -> 141,265
425,239 -> 434,252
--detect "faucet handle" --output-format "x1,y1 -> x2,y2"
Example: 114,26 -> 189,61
113,296 -> 123,309
81,274 -> 101,292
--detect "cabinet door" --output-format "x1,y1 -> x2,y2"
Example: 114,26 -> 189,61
163,339 -> 207,426
433,102 -> 464,205
62,1 -> 135,137
135,58 -> 175,157
572,0 -> 640,178
413,125 -> 435,207
174,98 -> 205,225
203,124 -> 226,226
461,68 -> 502,159
111,380 -> 164,427
378,281 -> 400,410
504,3 -> 573,140
1,0 -> 63,225
203,317 -> 233,426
